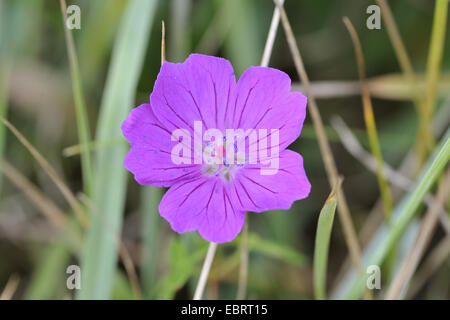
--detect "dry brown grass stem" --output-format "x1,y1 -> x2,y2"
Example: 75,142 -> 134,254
0,273 -> 20,300
1,117 -> 89,228
161,20 -> 166,65
273,0 -> 363,275
0,159 -> 67,229
342,17 -> 393,221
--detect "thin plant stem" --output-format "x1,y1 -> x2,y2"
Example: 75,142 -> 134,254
260,0 -> 284,67
0,63 -> 11,194
60,0 -> 94,197
63,138 -> 124,157
161,20 -> 165,65
376,0 -> 426,172
0,274 -> 20,300
343,17 -> 393,221
418,0 -> 448,167
376,0 -> 423,111
273,0 -> 363,275
193,242 -> 218,300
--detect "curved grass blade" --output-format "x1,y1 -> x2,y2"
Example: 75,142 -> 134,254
313,179 -> 341,300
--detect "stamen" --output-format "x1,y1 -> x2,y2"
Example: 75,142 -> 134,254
202,135 -> 247,180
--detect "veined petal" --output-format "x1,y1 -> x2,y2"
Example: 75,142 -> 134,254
122,103 -> 200,187
122,103 -> 170,147
123,147 -> 201,187
231,150 -> 311,212
159,176 -> 245,243
231,66 -> 307,152
151,54 -> 236,132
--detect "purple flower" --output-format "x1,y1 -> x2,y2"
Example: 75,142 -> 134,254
122,54 -> 311,243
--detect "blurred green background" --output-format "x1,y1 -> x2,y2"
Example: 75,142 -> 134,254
0,0 -> 449,300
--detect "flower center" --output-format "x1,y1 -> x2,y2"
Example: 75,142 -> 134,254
202,136 -> 244,180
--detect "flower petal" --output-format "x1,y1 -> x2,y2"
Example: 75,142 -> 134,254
231,66 -> 307,152
151,54 -> 236,132
231,150 -> 311,212
122,103 -> 200,187
159,176 -> 245,243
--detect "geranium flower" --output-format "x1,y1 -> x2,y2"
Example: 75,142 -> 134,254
122,54 -> 310,243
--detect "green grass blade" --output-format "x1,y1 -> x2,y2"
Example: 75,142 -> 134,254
246,233 -> 307,266
223,0 -> 262,74
60,0 -> 94,196
418,0 -> 448,166
0,0 -> 11,160
0,63 -> 10,165
79,0 -> 127,89
141,186 -> 162,298
77,0 -> 157,299
25,243 -> 71,299
333,127 -> 450,299
111,270 -> 134,300
313,181 -> 339,300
